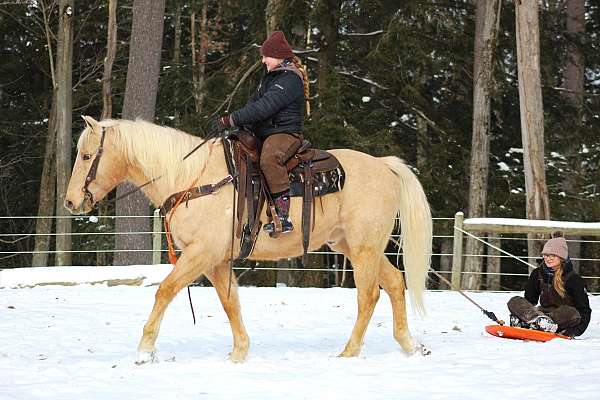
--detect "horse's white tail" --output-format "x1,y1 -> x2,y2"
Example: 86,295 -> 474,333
380,156 -> 432,316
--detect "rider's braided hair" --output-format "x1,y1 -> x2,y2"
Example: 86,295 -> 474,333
291,55 -> 311,117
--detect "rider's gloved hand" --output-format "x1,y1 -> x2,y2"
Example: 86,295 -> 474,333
213,115 -> 234,132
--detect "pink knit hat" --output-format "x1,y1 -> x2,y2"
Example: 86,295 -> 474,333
541,237 -> 568,260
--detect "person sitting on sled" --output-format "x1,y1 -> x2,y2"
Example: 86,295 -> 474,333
507,234 -> 591,337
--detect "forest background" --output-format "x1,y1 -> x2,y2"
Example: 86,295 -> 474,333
1,0 -> 599,290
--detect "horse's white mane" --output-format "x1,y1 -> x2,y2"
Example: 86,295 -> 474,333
79,118 -> 213,188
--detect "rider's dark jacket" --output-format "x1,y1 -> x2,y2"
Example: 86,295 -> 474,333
231,60 -> 304,140
524,259 -> 591,336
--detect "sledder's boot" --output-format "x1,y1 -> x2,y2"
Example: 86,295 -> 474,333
529,315 -> 558,333
263,191 -> 294,235
509,314 -> 531,329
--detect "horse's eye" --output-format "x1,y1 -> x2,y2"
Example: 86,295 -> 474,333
82,154 -> 92,161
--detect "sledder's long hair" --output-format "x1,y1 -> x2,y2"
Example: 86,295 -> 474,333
554,262 -> 567,298
550,231 -> 567,298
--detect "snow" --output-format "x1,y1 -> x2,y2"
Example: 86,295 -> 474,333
1,266 -> 599,400
464,217 -> 600,230
497,162 -> 510,171
0,265 -> 173,288
581,144 -> 589,154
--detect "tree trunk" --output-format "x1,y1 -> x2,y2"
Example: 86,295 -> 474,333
191,1 -> 208,114
55,0 -> 74,267
265,0 -> 308,42
563,0 -> 585,107
313,0 -> 341,111
515,0 -> 550,262
191,9 -> 197,110
265,0 -> 285,34
96,0 -> 118,267
416,115 -> 428,178
463,0 -> 501,290
101,0 -> 117,121
562,0 -> 585,272
114,0 -> 165,266
486,237 -> 501,290
32,90 -> 58,267
172,0 -> 182,125
438,239 -> 453,290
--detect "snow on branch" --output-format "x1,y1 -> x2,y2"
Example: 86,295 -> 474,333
341,30 -> 384,37
336,69 -> 449,136
336,69 -> 389,90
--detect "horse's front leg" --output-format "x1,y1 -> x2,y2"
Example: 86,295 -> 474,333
136,244 -> 208,365
205,263 -> 249,363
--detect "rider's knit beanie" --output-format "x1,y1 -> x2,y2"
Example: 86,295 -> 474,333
542,237 -> 568,260
260,31 -> 294,59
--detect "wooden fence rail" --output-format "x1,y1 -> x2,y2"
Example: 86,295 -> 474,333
450,211 -> 600,289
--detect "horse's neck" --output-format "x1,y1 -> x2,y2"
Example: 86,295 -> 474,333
124,138 -> 225,207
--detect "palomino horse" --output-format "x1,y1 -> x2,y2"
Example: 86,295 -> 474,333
65,116 -> 433,363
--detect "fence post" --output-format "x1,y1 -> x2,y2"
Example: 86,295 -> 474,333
152,209 -> 162,265
451,211 -> 464,289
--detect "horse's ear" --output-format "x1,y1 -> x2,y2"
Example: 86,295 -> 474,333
81,115 -> 100,133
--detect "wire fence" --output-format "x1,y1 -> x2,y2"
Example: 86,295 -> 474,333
2,213 -> 600,292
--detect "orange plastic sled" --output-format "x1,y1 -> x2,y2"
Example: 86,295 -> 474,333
485,325 -> 571,342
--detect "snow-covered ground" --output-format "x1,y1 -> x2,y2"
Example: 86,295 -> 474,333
1,266 -> 599,400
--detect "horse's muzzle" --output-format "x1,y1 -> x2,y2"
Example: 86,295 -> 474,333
64,198 -> 91,215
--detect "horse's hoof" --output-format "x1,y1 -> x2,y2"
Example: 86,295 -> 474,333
398,336 -> 419,355
135,350 -> 157,365
337,349 -> 359,358
228,350 -> 248,363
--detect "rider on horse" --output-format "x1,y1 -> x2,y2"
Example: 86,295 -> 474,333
214,31 -> 310,234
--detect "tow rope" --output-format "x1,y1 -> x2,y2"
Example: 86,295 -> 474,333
429,268 -> 505,325
390,237 -> 505,325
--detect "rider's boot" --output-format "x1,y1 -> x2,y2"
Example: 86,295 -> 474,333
263,190 -> 293,234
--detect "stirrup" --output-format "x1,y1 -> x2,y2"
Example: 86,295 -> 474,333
236,223 -> 260,262
263,217 -> 294,235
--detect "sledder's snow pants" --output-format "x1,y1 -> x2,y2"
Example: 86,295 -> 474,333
507,296 -> 581,330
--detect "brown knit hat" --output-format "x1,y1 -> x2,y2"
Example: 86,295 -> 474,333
541,237 -> 568,260
260,31 -> 293,59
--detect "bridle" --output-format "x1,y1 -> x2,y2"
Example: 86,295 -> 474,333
82,126 -> 108,206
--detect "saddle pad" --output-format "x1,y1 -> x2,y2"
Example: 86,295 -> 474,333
289,165 -> 345,198
485,325 -> 570,342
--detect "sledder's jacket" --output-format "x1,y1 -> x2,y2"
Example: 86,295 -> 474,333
524,259 -> 591,336
230,61 -> 304,140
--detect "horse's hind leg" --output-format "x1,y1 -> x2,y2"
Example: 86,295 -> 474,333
136,247 -> 208,364
336,246 -> 381,357
204,263 -> 249,363
378,255 -> 418,354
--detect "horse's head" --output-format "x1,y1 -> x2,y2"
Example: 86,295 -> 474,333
64,116 -> 126,214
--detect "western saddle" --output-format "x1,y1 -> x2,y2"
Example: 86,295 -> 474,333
161,130 -> 345,266
224,130 -> 345,265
